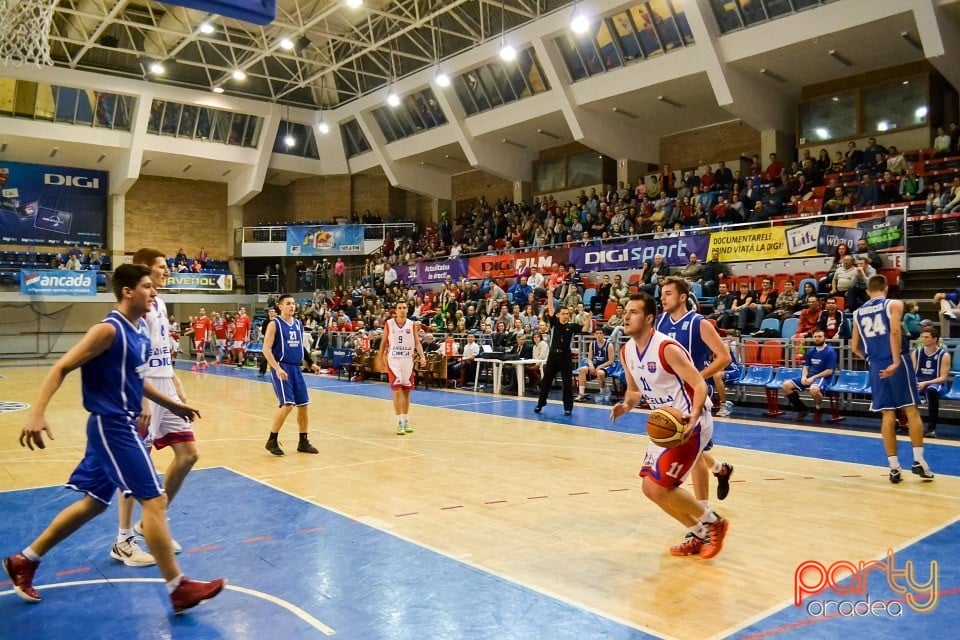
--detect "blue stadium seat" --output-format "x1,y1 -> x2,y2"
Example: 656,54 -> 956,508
781,317 -> 799,339
825,370 -> 871,423
763,367 -> 802,416
758,317 -> 781,336
944,376 -> 960,401
951,346 -> 960,374
737,365 -> 775,388
583,288 -> 595,309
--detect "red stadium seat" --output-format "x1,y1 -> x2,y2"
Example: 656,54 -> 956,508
743,339 -> 761,365
760,341 -> 784,366
602,301 -> 617,320
773,273 -> 791,291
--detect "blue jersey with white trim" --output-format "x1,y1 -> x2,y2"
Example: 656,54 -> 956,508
655,310 -> 709,371
81,310 -> 150,418
853,297 -> 906,370
804,345 -> 838,377
914,346 -> 946,383
271,316 -> 306,365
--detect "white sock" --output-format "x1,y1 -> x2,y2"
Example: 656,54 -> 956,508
698,499 -> 710,510
700,508 -> 718,524
888,455 -> 900,470
913,447 -> 925,463
579,386 -> 586,396
22,547 -> 41,562
117,528 -> 134,543
166,574 -> 184,594
710,460 -> 722,474
687,523 -> 707,539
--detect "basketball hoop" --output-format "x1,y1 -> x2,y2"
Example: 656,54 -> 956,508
0,0 -> 55,67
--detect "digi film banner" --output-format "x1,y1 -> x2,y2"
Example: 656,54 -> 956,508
0,160 -> 107,247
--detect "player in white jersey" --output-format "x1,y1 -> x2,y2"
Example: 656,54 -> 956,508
611,292 -> 729,559
111,248 -> 193,566
377,300 -> 426,435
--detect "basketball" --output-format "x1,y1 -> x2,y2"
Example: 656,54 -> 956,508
646,407 -> 687,448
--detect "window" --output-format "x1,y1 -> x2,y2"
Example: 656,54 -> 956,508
800,94 -> 857,143
273,121 -> 320,158
342,119 -> 371,157
568,151 -> 603,189
453,48 -> 550,115
862,78 -> 928,134
535,159 -> 565,194
372,88 -> 447,143
147,99 -> 259,146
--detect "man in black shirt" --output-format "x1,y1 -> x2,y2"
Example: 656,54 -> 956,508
535,284 -> 583,416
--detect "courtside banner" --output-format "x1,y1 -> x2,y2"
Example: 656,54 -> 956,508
396,259 -> 468,285
709,213 -> 905,262
0,160 -> 107,247
20,270 -> 97,296
286,225 -> 364,256
568,235 -> 709,271
466,249 -> 568,279
164,273 -> 234,291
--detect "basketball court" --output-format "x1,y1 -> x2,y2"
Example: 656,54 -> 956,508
1,361 -> 957,639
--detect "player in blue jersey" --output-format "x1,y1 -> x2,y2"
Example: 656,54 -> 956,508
851,275 -> 934,483
263,293 -> 320,456
657,277 -> 735,524
912,325 -> 951,437
575,327 -> 616,402
4,264 -> 225,614
781,329 -> 837,415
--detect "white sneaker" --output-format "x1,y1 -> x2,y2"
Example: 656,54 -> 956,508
110,536 -> 156,567
134,520 -> 183,553
717,406 -> 731,417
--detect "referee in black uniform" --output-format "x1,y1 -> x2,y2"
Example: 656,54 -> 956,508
535,283 -> 583,415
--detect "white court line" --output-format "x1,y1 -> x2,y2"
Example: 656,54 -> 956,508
0,577 -> 336,635
223,465 -> 679,640
709,512 -> 960,640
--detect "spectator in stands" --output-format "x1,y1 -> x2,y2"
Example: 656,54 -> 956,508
197,247 -> 208,267
831,253 -> 860,299
604,302 -> 625,337
176,248 -> 187,263
764,152 -> 785,185
933,126 -> 952,157
823,186 -> 851,214
816,148 -> 832,174
486,280 -> 508,315
714,161 -> 734,191
862,137 -> 888,173
829,151 -> 845,174
745,277 -> 778,335
707,283 -> 734,329
88,247 -> 102,266
383,263 -> 397,289
730,282 -> 755,333
782,329 -> 837,415
793,296 -> 822,339
926,181 -> 949,213
594,274 -> 612,314
528,265 -> 546,297
747,200 -> 768,223
855,238 -> 883,271
189,260 -> 202,273
886,146 -> 907,175
657,164 -> 677,197
878,170 -> 901,204
678,253 -> 702,284
855,174 -> 880,208
914,325 -> 951,437
819,243 -> 851,293
334,257 -> 346,287
65,253 -> 82,271
611,274 -> 630,306
902,300 -> 922,339
950,121 -> 960,153
844,140 -> 864,172
769,280 -> 799,322
645,254 -> 669,292
699,251 -> 730,298
942,176 -> 960,213
816,297 -> 849,340
933,289 -> 960,338
899,164 -> 926,202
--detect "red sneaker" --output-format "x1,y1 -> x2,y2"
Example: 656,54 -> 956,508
669,534 -> 704,556
3,553 -> 41,602
700,517 -> 729,559
170,577 -> 226,614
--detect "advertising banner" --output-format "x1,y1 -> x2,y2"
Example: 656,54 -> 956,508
286,225 -> 363,256
163,273 -> 234,291
709,213 -> 905,262
20,269 -> 97,296
568,235 -> 709,271
466,249 -> 569,280
0,161 -> 107,247
395,259 -> 468,285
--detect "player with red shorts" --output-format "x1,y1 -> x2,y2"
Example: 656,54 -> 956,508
232,307 -> 252,368
191,308 -> 212,370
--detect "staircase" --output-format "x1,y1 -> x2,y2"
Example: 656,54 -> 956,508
900,269 -> 958,318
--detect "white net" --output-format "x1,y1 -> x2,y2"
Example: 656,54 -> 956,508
0,0 -> 55,67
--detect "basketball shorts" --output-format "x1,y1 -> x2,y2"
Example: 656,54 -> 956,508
786,375 -> 827,391
216,339 -> 226,348
869,355 -> 921,412
271,362 -> 310,406
194,340 -> 205,352
921,382 -> 944,397
145,376 -> 194,450
640,412 -> 714,488
232,340 -> 245,350
387,356 -> 414,389
66,414 -> 164,504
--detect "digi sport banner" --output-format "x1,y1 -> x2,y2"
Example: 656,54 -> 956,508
0,160 -> 107,247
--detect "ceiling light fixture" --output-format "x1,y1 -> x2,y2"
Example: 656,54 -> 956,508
149,62 -> 164,74
49,147 -> 58,158
221,169 -> 232,177
900,31 -> 923,51
182,163 -> 193,172
435,70 -> 450,87
571,1 -> 589,34
212,86 -> 224,93
97,153 -> 107,163
232,69 -> 246,80
318,121 -> 330,134
537,129 -> 561,140
759,67 -> 786,84
199,22 -> 214,35
284,134 -> 296,147
345,0 -> 363,8
499,2 -> 516,62
611,107 -> 638,119
657,95 -> 683,108
828,49 -> 853,67
280,37 -> 294,51
501,138 -> 527,149
387,89 -> 401,107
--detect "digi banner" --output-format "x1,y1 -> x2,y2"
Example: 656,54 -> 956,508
20,269 -> 97,296
163,273 -> 234,291
286,225 -> 364,256
709,213 -> 905,262
568,235 -> 709,271
396,259 -> 468,285
0,160 -> 107,247
466,249 -> 569,280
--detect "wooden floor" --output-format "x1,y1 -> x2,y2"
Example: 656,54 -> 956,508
1,360 -> 958,639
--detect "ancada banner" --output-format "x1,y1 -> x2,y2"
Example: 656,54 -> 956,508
20,269 -> 97,296
466,249 -> 569,279
708,212 -> 905,262
0,160 -> 107,247
568,235 -> 709,271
